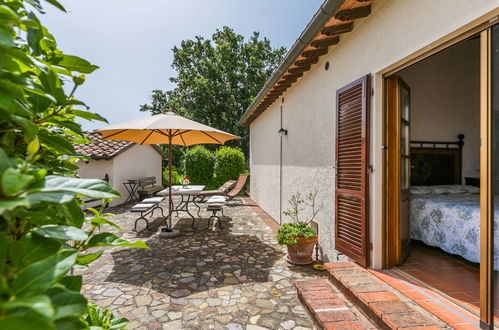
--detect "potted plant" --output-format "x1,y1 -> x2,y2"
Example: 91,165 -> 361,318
277,190 -> 323,265
180,176 -> 190,188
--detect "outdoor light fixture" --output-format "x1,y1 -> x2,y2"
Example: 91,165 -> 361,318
278,128 -> 288,136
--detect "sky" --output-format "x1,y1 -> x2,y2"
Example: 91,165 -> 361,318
43,0 -> 324,130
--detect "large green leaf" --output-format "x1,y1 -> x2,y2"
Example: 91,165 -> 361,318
52,54 -> 99,73
26,191 -> 75,205
1,168 -> 34,196
60,275 -> 82,292
11,249 -> 78,297
20,233 -> 61,265
48,288 -> 87,319
76,250 -> 103,266
39,132 -> 75,155
0,295 -> 54,319
33,225 -> 88,241
0,25 -> 14,47
42,176 -> 120,199
86,233 -> 149,249
69,109 -> 108,123
58,199 -> 84,228
12,115 -> 39,140
0,313 -> 54,330
0,148 -> 15,172
0,5 -> 20,23
0,197 -> 29,214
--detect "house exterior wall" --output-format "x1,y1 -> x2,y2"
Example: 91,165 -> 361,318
249,0 -> 498,267
112,145 -> 163,206
76,145 -> 162,206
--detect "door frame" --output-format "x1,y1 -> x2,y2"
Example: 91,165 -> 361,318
380,12 -> 498,327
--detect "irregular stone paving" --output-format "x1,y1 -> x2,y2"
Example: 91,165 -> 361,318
78,197 -> 325,329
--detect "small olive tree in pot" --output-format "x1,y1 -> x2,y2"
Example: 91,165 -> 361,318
276,190 -> 323,265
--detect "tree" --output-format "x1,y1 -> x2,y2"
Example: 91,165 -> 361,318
140,26 -> 287,156
0,0 -> 147,328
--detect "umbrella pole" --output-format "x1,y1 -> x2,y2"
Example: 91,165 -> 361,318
168,135 -> 173,229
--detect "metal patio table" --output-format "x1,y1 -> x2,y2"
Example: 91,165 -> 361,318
123,179 -> 140,203
158,185 -> 205,228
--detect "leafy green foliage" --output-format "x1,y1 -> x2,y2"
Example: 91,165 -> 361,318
0,0 -> 147,328
277,190 -> 323,245
163,165 -> 184,187
184,146 -> 215,185
214,146 -> 245,185
82,302 -> 128,329
140,27 -> 287,156
276,222 -> 316,245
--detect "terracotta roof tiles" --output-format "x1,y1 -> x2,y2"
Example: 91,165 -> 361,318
73,131 -> 163,160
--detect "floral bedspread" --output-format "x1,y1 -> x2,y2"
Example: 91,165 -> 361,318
411,193 -> 499,265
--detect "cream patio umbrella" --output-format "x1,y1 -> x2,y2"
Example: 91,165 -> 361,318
98,111 -> 240,231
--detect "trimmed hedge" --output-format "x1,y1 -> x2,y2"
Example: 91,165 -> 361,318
184,145 -> 215,184
215,147 -> 245,185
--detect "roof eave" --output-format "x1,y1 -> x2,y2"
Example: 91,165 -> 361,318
238,0 -> 345,126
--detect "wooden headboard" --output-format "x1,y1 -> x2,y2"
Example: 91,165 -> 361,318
410,134 -> 464,186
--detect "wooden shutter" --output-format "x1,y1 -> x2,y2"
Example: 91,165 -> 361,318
335,75 -> 370,267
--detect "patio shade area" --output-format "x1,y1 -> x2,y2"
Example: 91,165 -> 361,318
76,197 -> 368,329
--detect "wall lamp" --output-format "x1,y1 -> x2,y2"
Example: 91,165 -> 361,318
278,128 -> 288,136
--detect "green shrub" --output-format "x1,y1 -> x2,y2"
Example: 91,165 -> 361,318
184,146 -> 215,184
163,166 -> 184,186
214,147 -> 245,185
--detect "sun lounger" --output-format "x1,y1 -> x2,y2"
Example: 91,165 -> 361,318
196,180 -> 236,201
225,174 -> 248,204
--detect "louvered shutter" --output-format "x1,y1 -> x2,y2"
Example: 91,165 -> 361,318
334,75 -> 370,267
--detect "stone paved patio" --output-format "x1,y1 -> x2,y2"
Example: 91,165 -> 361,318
78,197 -> 325,329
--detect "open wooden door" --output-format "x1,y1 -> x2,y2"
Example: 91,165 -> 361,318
335,75 -> 370,267
385,75 -> 411,266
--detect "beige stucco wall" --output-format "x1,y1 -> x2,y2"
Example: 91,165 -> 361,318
249,0 -> 499,267
77,145 -> 162,206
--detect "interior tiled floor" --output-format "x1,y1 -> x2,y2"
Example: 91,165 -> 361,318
398,241 -> 480,312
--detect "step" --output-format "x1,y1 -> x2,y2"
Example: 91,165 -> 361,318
294,279 -> 376,329
324,262 -> 450,329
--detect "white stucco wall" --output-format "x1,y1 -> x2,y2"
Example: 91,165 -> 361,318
112,145 -> 163,206
77,145 -> 162,206
77,159 -> 113,183
249,0 -> 498,267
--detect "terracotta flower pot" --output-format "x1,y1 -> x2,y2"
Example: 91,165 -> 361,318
286,236 -> 318,265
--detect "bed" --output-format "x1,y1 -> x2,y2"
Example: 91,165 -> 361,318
410,185 -> 484,263
409,134 -> 496,265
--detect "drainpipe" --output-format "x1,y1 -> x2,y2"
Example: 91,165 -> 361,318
279,104 -> 283,225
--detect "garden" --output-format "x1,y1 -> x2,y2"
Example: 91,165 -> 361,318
166,146 -> 248,192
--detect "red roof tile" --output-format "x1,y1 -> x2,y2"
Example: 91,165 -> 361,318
74,131 -> 163,160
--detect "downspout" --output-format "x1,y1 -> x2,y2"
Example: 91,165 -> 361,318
279,104 -> 283,225
238,0 -> 344,126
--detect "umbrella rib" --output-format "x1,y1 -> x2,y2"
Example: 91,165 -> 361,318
101,129 -> 128,140
153,129 -> 171,138
201,131 -> 222,144
140,130 -> 154,145
179,132 -> 187,146
172,129 -> 190,137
